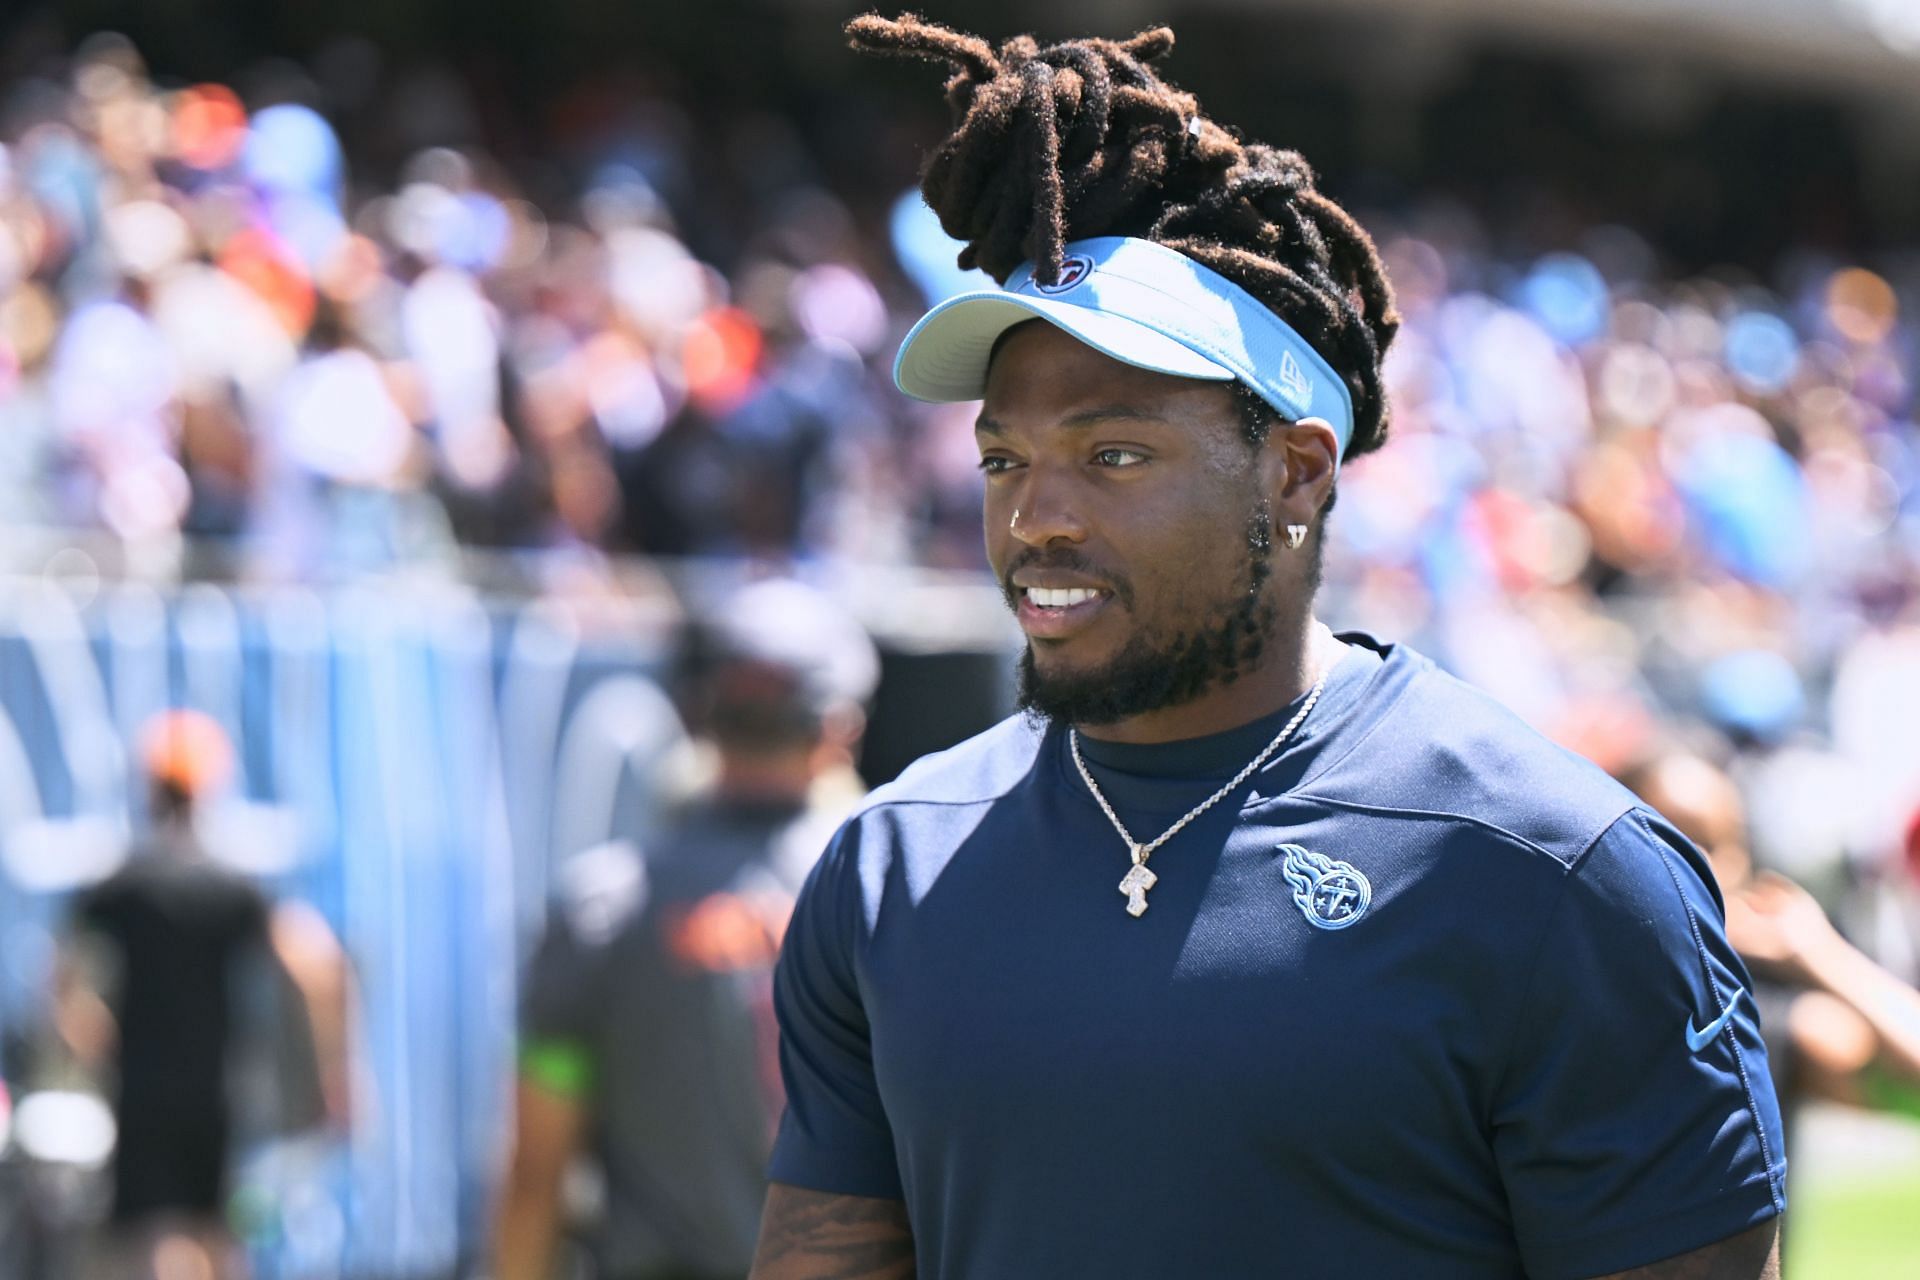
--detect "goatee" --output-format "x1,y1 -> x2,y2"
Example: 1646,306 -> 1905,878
1015,502 -> 1276,730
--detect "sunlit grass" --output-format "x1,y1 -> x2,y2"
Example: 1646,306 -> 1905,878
1789,1167 -> 1920,1278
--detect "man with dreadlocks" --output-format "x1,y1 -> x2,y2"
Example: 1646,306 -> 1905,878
751,15 -> 1786,1280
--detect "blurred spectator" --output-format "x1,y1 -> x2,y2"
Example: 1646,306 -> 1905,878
0,37 -> 1911,689
493,578 -> 878,1280
0,37 -> 938,573
1623,747 -> 1920,1198
53,710 -> 349,1280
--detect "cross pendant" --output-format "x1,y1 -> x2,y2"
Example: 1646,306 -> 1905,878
1119,860 -> 1158,918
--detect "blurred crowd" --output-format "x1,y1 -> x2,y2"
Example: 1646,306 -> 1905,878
0,33 -> 967,581
4,36 -> 1915,849
0,20 -> 1910,903
1331,206 -> 1920,896
0,30 -> 1915,871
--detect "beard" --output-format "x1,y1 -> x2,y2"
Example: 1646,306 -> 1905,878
1012,502 -> 1277,730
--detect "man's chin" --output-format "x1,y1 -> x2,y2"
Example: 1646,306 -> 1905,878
1014,608 -> 1264,729
1021,641 -> 1116,692
1016,643 -> 1162,728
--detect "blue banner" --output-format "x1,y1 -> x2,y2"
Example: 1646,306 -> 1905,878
0,578 -> 691,1277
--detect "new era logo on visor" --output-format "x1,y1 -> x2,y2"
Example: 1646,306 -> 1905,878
1034,253 -> 1095,294
1278,349 -> 1312,404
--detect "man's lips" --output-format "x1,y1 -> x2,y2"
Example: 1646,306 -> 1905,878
1012,582 -> 1114,640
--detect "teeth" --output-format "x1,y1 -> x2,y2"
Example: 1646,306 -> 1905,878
1026,587 -> 1100,609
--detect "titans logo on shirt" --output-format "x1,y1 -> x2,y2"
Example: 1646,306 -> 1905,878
1279,843 -> 1372,929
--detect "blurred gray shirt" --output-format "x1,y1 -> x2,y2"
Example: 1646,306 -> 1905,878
522,795 -> 842,1279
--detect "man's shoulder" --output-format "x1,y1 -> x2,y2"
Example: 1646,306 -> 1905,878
774,716 -> 1049,935
92,850 -> 263,906
1306,645 -> 1639,868
549,839 -> 652,948
856,712 -> 1049,817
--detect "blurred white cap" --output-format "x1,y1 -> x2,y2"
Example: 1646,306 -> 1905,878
709,577 -> 880,714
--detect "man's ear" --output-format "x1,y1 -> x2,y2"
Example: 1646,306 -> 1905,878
1269,416 -> 1340,525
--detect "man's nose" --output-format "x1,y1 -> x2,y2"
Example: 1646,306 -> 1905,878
1008,469 -> 1088,546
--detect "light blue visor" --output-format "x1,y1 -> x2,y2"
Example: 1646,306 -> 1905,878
894,235 -> 1355,461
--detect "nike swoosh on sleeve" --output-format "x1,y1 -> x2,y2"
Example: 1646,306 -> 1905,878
1685,988 -> 1745,1053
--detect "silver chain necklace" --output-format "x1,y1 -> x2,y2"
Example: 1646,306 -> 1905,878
1071,666 -> 1331,918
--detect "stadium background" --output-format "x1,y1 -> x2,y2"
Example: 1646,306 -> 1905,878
0,0 -> 1914,1274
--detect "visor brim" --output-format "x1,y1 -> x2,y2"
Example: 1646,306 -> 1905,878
894,292 -> 1235,403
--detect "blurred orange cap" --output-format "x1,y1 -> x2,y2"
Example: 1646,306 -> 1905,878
139,709 -> 235,798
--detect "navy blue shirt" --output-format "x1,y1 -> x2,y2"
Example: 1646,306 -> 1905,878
769,636 -> 1786,1278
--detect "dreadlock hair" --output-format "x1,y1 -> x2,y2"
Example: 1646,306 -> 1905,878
848,12 -> 1401,462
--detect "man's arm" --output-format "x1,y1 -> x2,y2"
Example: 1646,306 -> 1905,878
268,901 -> 356,1126
1593,1218 -> 1780,1279
492,1076 -> 588,1280
750,1183 -> 914,1280
51,935 -> 118,1070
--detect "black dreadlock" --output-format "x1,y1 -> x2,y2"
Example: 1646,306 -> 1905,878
848,12 -> 1400,461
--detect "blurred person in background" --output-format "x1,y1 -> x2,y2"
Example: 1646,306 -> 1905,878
53,709 -> 350,1280
1624,749 -> 1920,1171
494,578 -> 878,1280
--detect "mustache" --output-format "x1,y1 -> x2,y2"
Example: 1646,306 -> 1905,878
999,547 -> 1133,610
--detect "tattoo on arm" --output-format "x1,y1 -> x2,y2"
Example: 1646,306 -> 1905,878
1593,1217 -> 1781,1279
751,1183 -> 915,1280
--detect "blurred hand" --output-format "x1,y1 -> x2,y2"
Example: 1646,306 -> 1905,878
1733,871 -> 1920,1090
1726,872 -> 1842,984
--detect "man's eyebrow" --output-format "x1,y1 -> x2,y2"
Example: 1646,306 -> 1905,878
974,405 -> 1167,437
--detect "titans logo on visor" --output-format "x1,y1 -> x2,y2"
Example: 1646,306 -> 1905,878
1280,845 -> 1371,930
1033,253 -> 1095,294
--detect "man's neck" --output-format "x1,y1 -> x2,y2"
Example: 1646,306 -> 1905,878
1074,618 -> 1340,746
714,752 -> 818,807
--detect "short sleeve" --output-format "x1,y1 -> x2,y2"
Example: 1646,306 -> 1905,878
64,880 -> 125,992
521,840 -> 648,1049
69,879 -> 118,938
1493,810 -> 1787,1280
766,823 -> 902,1199
517,900 -> 618,1102
520,912 -> 602,1046
236,883 -> 272,946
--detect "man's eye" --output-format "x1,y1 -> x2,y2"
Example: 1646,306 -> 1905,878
978,455 -> 1018,475
1094,448 -> 1147,467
